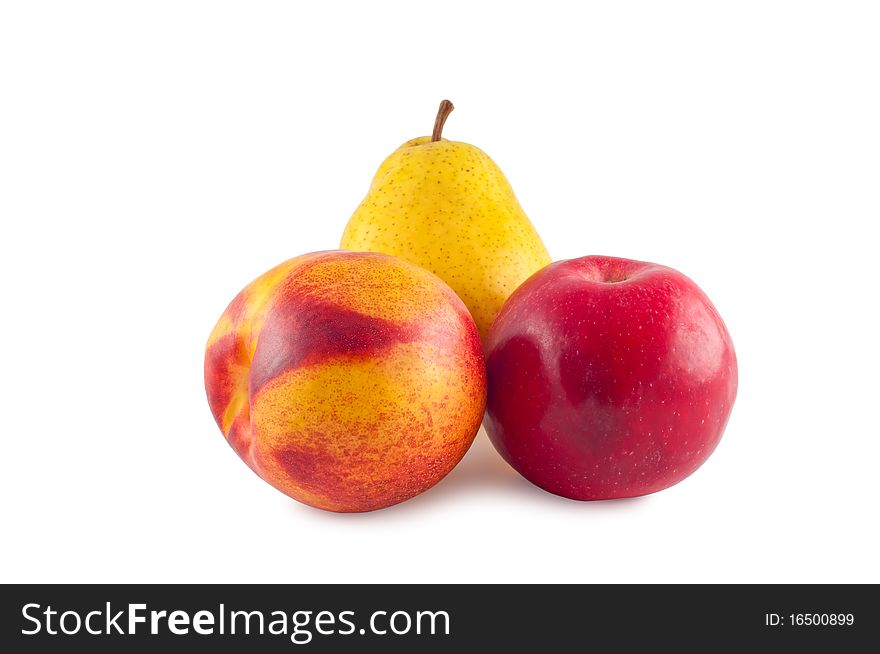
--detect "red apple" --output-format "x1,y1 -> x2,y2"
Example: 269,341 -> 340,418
484,255 -> 737,500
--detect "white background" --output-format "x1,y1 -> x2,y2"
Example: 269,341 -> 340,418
2,1 -> 878,584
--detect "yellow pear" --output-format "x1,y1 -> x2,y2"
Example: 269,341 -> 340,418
340,100 -> 551,339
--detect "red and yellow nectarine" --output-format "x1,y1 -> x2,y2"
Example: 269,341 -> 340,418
205,251 -> 486,512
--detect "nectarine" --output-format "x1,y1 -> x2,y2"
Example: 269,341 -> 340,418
205,251 -> 486,512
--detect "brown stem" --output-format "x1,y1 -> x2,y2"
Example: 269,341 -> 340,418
431,99 -> 455,141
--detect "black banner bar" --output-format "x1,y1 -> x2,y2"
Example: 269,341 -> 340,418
1,584 -> 875,651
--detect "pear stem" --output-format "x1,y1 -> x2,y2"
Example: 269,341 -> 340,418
431,99 -> 455,141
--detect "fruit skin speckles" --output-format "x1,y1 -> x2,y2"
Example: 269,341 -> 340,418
484,255 -> 737,501
205,250 -> 487,512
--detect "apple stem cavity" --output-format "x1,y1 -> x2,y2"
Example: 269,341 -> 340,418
431,99 -> 455,142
